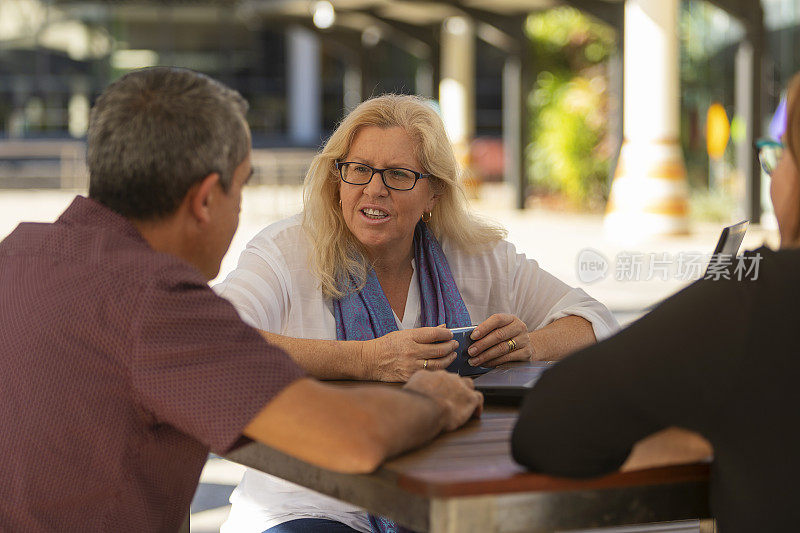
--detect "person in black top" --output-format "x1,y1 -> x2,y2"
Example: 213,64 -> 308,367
512,72 -> 800,533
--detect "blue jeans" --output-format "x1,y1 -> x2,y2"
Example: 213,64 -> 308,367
264,518 -> 361,533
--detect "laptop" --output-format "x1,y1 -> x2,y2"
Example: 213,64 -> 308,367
462,220 -> 750,400
706,220 -> 749,275
471,362 -> 551,400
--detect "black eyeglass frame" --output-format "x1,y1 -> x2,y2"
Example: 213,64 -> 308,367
335,161 -> 432,191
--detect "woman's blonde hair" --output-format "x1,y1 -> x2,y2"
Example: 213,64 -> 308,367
302,94 -> 507,299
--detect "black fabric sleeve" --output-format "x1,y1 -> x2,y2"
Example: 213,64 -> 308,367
511,270 -> 756,478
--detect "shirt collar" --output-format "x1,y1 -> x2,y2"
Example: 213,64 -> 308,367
57,196 -> 146,243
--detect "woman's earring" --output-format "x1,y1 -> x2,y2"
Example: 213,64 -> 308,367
421,211 -> 432,223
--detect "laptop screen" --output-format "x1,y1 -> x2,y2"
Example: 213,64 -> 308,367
711,220 -> 749,257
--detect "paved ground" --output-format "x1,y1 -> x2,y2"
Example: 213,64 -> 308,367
0,185 -> 777,531
3,184 -> 774,316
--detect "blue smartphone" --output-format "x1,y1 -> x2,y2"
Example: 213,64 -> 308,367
445,326 -> 492,377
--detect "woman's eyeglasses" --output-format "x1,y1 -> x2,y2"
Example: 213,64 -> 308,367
335,162 -> 431,191
755,139 -> 784,177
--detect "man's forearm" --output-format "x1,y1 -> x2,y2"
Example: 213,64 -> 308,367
259,330 -> 370,380
357,385 -> 449,463
244,379 -> 447,473
528,315 -> 597,361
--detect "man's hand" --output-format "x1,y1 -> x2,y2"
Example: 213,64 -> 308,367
363,326 -> 459,382
466,314 -> 534,367
621,428 -> 713,471
403,370 -> 483,431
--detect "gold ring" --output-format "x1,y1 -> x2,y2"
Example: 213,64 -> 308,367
423,359 -> 429,370
507,339 -> 517,353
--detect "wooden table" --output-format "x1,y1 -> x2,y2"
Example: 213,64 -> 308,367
227,403 -> 711,533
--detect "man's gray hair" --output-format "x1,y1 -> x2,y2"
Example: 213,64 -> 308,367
88,67 -> 250,219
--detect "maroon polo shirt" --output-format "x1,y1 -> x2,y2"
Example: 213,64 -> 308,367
0,196 -> 305,531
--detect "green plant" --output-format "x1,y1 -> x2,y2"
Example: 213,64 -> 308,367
689,187 -> 739,222
525,7 -> 616,208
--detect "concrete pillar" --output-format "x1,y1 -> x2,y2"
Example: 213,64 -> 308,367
287,25 -> 322,146
8,77 -> 28,138
68,78 -> 89,138
604,0 -> 689,241
503,51 -> 532,210
343,61 -> 362,112
503,56 -> 522,190
735,27 -> 763,224
415,62 -> 434,99
439,16 -> 475,177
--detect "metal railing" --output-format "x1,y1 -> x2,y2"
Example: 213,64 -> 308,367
0,141 -> 317,190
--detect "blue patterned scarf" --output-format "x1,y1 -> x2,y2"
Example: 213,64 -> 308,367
334,221 -> 471,339
333,221 -> 471,533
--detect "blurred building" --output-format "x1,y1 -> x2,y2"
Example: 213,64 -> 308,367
677,0 -> 799,227
1,0 -> 797,227
0,0 -> 512,189
0,0 -> 509,144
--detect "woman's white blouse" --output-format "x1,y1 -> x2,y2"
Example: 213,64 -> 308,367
215,214 -> 619,533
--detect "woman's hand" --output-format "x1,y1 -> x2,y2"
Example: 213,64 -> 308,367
363,326 -> 459,382
466,314 -> 534,367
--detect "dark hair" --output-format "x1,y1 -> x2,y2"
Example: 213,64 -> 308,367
87,67 -> 250,219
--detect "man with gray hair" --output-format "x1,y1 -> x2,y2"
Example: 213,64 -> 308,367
0,67 -> 482,531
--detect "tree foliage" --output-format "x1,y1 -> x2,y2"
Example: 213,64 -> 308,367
525,7 -> 617,208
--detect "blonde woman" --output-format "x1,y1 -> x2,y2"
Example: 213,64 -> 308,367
217,94 -> 618,533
